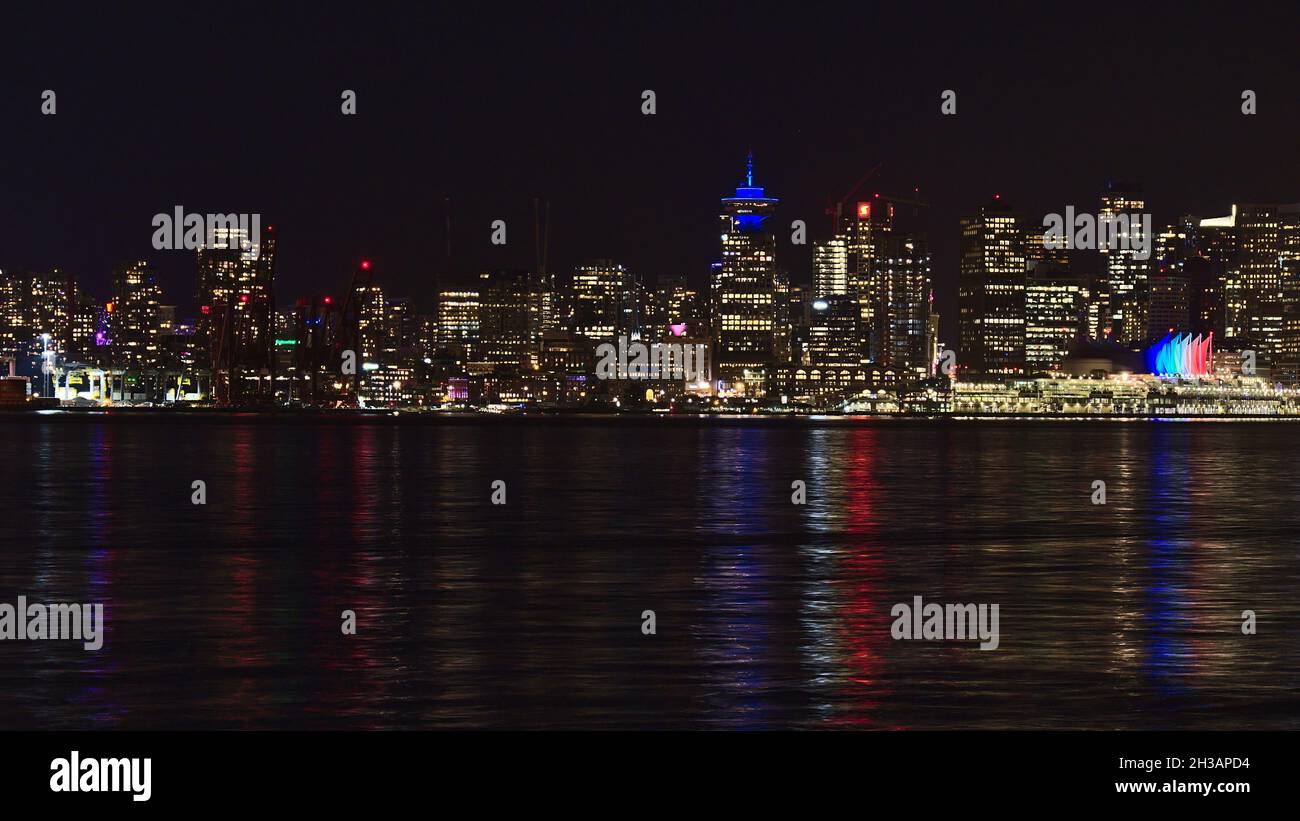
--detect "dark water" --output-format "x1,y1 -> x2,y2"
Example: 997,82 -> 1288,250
2,413 -> 1298,730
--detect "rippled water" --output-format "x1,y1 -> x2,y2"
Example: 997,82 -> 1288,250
1,413 -> 1298,729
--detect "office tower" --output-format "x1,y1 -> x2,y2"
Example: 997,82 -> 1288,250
385,297 -> 416,362
109,261 -> 163,369
572,259 -> 636,343
813,238 -> 849,298
0,268 -> 19,361
1023,230 -> 1084,373
0,268 -> 73,358
786,283 -> 812,365
843,196 -> 894,364
1023,224 -> 1070,271
653,276 -> 704,333
869,232 -> 932,376
959,197 -> 1026,375
437,290 -> 480,348
713,151 -> 779,394
806,296 -> 861,368
197,223 -> 277,403
773,268 -> 791,365
353,283 -> 385,364
476,269 -> 547,370
1147,222 -> 1193,339
69,287 -> 107,363
1022,223 -> 1084,372
1275,210 -> 1300,366
1211,203 -> 1300,361
1191,213 -> 1236,338
1098,183 -> 1150,343
0,269 -> 74,387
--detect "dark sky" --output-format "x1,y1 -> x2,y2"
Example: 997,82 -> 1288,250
3,3 -> 1298,342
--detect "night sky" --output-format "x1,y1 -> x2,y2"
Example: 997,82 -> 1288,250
3,3 -> 1298,342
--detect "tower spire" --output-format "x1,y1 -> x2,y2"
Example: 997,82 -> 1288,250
746,148 -> 754,187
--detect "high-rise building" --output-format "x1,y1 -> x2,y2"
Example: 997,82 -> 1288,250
109,261 -> 163,369
652,276 -> 704,334
1211,203 -> 1300,360
1191,213 -> 1235,339
813,238 -> 848,298
959,197 -> 1026,375
713,151 -> 779,395
69,286 -> 107,363
1147,222 -> 1193,339
869,232 -> 932,376
196,223 -> 277,402
354,283 -> 386,364
0,268 -> 74,386
843,197 -> 894,364
1023,223 -> 1084,373
1098,183 -> 1150,343
1274,210 -> 1300,367
476,269 -> 547,371
806,296 -> 861,368
572,259 -> 636,343
385,297 -> 416,362
436,290 -> 480,348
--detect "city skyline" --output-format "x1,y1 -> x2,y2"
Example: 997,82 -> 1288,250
6,155 -> 1300,411
4,4 -> 1300,345
3,165 -> 1294,322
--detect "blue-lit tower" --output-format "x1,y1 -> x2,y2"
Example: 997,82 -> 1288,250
713,150 -> 779,396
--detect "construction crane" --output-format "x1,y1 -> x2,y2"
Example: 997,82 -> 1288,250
825,163 -> 883,236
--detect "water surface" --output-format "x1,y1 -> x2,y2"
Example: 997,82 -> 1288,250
1,414 -> 1296,729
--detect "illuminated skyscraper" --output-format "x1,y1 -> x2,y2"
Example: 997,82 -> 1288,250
813,238 -> 848,298
0,268 -> 72,358
1272,208 -> 1300,367
1190,214 -> 1235,338
110,261 -> 163,369
437,290 -> 480,347
1098,183 -> 1150,343
959,197 -> 1026,375
351,282 -> 385,365
572,259 -> 636,342
476,269 -> 547,370
843,197 -> 894,364
197,223 -> 277,402
869,233 -> 931,376
1147,222 -> 1193,340
1023,223 -> 1084,372
69,286 -> 107,363
1209,203 -> 1300,361
0,268 -> 74,380
806,296 -> 860,368
652,276 -> 703,334
713,151 -> 779,395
